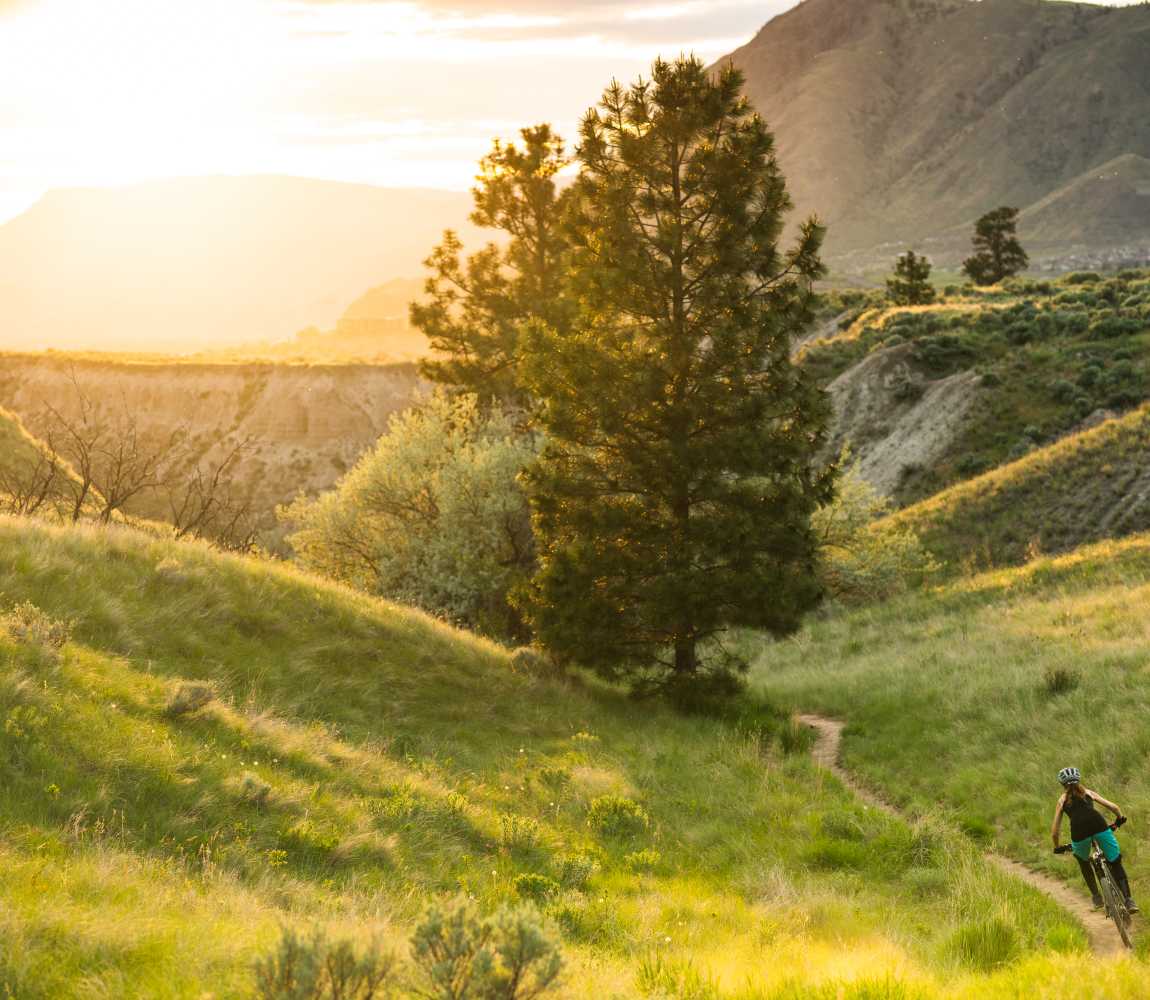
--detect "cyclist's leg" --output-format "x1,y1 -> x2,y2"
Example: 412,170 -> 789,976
1072,837 -> 1103,903
1099,830 -> 1137,909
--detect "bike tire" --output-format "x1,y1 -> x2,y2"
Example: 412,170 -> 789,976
1100,865 -> 1133,949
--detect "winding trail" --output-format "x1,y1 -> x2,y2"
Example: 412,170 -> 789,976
799,714 -> 1125,956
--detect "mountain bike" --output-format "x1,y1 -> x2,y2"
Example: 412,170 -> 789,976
1055,817 -> 1133,949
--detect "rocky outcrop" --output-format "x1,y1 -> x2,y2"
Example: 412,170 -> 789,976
0,357 -> 423,525
823,342 -> 981,496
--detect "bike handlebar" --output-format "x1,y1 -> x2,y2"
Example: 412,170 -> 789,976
1053,816 -> 1127,854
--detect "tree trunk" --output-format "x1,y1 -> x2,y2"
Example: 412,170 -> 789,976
674,636 -> 697,675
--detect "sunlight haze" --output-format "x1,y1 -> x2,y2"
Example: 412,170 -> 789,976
0,0 -> 792,223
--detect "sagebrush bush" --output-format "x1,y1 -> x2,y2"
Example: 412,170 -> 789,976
253,928 -> 397,1000
410,898 -> 562,1000
238,772 -> 272,807
164,681 -> 216,717
499,814 -> 540,852
587,796 -> 649,838
1,601 -> 72,657
557,852 -> 597,890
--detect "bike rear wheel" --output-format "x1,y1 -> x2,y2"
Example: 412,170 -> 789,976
1100,864 -> 1133,949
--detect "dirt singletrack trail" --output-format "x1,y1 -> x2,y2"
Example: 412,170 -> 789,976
798,714 -> 1126,956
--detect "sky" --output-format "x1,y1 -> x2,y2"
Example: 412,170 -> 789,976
0,0 -> 800,224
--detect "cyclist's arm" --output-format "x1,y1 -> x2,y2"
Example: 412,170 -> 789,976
1051,796 -> 1066,848
1087,789 -> 1123,818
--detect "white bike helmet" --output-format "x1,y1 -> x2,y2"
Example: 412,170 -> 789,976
1058,766 -> 1081,786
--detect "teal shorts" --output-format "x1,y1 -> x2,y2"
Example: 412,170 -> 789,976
1072,827 -> 1120,863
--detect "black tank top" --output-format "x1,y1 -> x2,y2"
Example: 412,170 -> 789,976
1064,792 -> 1109,840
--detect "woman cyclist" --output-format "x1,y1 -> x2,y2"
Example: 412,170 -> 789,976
1051,766 -> 1138,913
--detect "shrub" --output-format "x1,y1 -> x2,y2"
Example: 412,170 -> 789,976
410,898 -> 562,1000
1049,378 -> 1077,404
623,849 -> 662,873
558,852 -> 598,890
253,927 -> 397,1000
814,465 -> 936,604
499,814 -> 541,852
239,772 -> 272,807
1064,271 -> 1101,285
587,796 -> 649,838
513,873 -> 560,903
1043,665 -> 1080,696
281,391 -> 541,641
1,601 -> 72,657
165,681 -> 216,718
945,916 -> 1017,972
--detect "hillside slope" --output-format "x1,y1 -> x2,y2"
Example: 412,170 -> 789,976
750,533 -> 1150,941
723,0 -> 1150,263
0,517 -> 1105,997
886,405 -> 1150,572
806,268 -> 1150,505
0,176 -> 475,353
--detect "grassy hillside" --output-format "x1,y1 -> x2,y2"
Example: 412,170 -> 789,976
806,268 -> 1150,505
0,517 -> 1117,998
749,534 -> 1150,956
885,405 -> 1150,572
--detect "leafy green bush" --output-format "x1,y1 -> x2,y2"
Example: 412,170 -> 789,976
814,465 -> 936,605
253,928 -> 397,1000
587,796 -> 649,838
410,898 -> 562,1000
281,391 -> 540,640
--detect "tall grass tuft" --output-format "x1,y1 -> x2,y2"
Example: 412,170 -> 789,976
944,916 -> 1018,972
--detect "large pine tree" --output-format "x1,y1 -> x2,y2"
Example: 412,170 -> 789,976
519,57 -> 832,697
412,125 -> 572,404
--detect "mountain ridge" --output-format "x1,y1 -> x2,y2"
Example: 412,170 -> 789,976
722,0 -> 1150,264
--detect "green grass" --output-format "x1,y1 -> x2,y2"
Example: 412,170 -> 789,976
804,270 -> 1150,505
885,405 -> 1150,573
0,516 -> 1100,997
748,533 -> 1150,915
